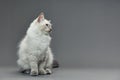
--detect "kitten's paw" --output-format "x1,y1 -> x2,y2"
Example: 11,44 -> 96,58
25,69 -> 30,74
30,70 -> 38,76
46,68 -> 52,74
39,69 -> 47,75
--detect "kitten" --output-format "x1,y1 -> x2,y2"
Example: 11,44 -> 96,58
17,12 -> 54,76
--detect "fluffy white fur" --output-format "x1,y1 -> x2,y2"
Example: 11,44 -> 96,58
17,12 -> 54,76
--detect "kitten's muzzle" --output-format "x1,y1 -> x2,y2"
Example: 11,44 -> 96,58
49,28 -> 52,32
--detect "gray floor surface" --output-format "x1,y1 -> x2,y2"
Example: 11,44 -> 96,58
0,67 -> 120,80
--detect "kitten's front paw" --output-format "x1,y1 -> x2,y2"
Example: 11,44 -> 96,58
30,70 -> 38,76
46,68 -> 52,74
39,69 -> 47,75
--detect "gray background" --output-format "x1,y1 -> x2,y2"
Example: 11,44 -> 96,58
0,0 -> 120,68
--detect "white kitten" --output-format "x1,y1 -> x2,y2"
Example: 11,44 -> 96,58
17,12 -> 54,76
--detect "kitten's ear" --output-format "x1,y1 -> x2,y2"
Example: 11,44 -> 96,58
37,12 -> 44,22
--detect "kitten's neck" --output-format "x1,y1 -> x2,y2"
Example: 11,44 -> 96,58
27,26 -> 50,38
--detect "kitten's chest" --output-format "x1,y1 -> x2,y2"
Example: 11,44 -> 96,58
35,35 -> 51,45
29,35 -> 51,51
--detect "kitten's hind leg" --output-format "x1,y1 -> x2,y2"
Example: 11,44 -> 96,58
17,59 -> 30,74
19,68 -> 30,74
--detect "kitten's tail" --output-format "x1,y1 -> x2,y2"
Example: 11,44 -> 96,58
52,60 -> 59,68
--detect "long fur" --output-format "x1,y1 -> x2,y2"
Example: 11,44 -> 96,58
17,13 -> 54,76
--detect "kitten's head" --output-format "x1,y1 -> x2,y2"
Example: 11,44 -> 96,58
36,12 -> 52,33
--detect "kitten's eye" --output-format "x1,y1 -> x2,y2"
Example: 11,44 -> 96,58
46,24 -> 48,26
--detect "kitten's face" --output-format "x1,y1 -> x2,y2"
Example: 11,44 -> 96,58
37,12 -> 52,33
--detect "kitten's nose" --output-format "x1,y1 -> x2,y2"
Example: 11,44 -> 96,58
49,28 -> 52,32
